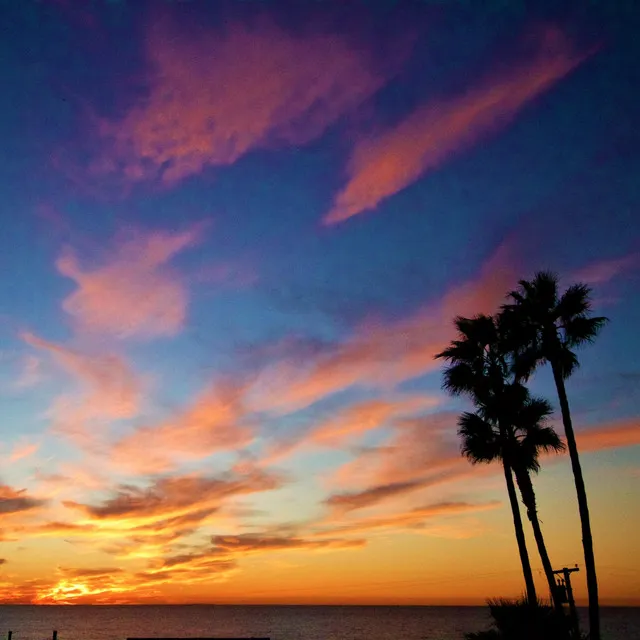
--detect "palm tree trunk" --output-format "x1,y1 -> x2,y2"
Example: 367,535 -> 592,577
514,467 -> 563,613
551,361 -> 600,640
502,457 -> 537,604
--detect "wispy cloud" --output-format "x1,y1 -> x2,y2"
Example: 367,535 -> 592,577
326,414 -> 640,517
577,418 -> 640,452
250,244 -> 515,414
22,333 -> 141,448
0,485 -> 46,515
571,253 -> 639,285
325,27 -> 591,224
8,440 -> 40,463
97,17 -> 389,185
324,479 -> 430,513
64,471 -> 280,525
317,500 -> 501,538
111,381 -> 254,474
328,411 -> 466,499
264,395 -> 439,464
146,532 -> 366,587
56,227 -> 199,339
211,533 -> 365,555
11,468 -> 284,572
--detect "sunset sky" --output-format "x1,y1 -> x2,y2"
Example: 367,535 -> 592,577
0,0 -> 638,606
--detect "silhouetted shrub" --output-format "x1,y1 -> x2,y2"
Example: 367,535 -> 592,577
465,597 -> 571,640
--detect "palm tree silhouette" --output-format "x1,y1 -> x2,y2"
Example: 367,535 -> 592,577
501,271 -> 608,640
436,315 -> 537,604
459,385 -> 566,610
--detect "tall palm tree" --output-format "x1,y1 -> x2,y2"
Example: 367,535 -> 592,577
458,386 -> 565,612
501,271 -> 608,640
436,315 -> 537,604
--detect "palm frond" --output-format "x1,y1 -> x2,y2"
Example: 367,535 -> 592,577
554,347 -> 580,378
516,396 -> 554,429
519,425 -> 565,473
436,339 -> 482,364
531,271 -> 560,310
511,347 -> 543,381
441,362 -> 478,396
523,425 -> 565,453
458,412 -> 501,464
555,282 -> 593,320
562,314 -> 608,348
506,290 -> 525,305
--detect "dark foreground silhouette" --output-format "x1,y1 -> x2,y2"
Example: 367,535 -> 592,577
438,271 -> 607,640
465,598 -> 583,640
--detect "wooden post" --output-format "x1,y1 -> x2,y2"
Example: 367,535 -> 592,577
8,631 -> 12,640
564,567 -> 581,639
553,566 -> 581,639
52,631 -> 58,640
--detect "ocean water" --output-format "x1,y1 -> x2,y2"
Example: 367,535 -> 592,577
0,605 -> 638,640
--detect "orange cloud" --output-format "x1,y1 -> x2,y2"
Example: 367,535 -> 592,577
146,531 -> 366,586
577,419 -> 640,452
99,17 -> 389,184
325,27 -> 591,224
56,227 -> 199,339
22,333 -> 141,447
64,471 -> 280,527
8,440 -> 40,463
265,395 -> 439,464
111,381 -> 254,474
327,414 -> 640,517
317,500 -> 501,537
329,411 -> 465,497
250,244 -> 515,414
0,485 -> 46,515
9,469 -> 283,573
211,534 -> 365,554
324,479 -> 430,513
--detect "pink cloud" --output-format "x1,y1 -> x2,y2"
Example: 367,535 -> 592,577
571,253 -> 639,285
326,414 -> 640,515
329,412 -> 465,495
8,441 -> 40,463
98,17 -> 390,185
56,227 -> 199,339
265,395 -> 440,464
325,26 -> 591,224
22,333 -> 141,447
249,243 -> 516,414
111,381 -> 254,474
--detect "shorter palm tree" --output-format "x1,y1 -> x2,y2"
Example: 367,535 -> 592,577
437,315 -> 538,604
459,389 -> 565,612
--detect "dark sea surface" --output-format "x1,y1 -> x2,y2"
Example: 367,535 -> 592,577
0,606 -> 638,640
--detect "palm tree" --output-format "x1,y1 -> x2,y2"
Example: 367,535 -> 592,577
501,271 -> 608,640
436,315 -> 537,604
458,386 -> 566,613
